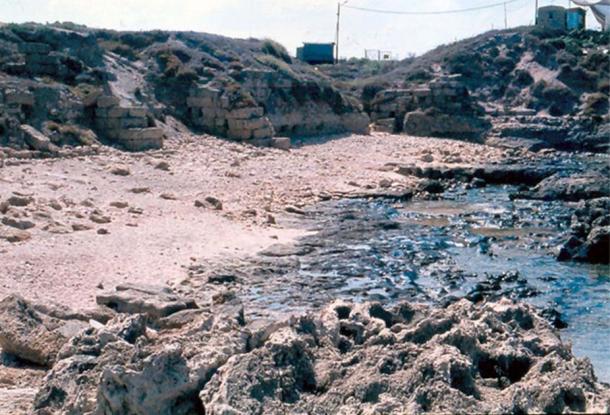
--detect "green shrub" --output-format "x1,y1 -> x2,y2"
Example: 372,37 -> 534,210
261,39 -> 292,64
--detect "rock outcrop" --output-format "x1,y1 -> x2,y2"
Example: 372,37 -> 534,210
0,295 -> 88,366
12,292 -> 608,414
370,76 -> 490,140
558,197 -> 610,264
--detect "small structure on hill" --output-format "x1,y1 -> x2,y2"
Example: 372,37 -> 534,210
537,6 -> 569,30
296,43 -> 335,65
567,7 -> 587,30
536,5 -> 587,30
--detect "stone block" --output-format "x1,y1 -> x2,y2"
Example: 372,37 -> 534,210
270,137 -> 290,150
118,127 -> 164,141
121,137 -> 163,151
97,96 -> 120,109
227,117 -> 267,131
128,107 -> 147,118
20,125 -> 59,153
227,128 -> 252,140
229,107 -> 264,120
121,117 -> 148,129
252,126 -> 274,139
18,42 -> 51,54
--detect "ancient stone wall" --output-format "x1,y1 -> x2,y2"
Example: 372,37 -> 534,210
94,96 -> 163,151
370,76 -> 489,139
188,84 -> 275,141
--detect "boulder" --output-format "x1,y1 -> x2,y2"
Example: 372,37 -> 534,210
20,125 -> 60,153
0,295 -> 88,366
516,171 -> 610,202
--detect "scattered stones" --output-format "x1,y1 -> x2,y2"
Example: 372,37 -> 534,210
155,160 -> 170,171
195,196 -> 223,211
0,228 -> 32,243
128,207 -> 144,215
160,193 -> 177,201
109,166 -> 131,176
7,195 -> 34,207
109,201 -> 128,209
89,211 -> 111,224
129,187 -> 150,194
271,137 -> 291,151
1,217 -> 35,230
71,223 -> 93,232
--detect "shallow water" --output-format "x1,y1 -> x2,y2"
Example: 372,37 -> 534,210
237,184 -> 609,381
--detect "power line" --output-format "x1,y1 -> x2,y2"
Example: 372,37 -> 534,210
343,0 -> 522,16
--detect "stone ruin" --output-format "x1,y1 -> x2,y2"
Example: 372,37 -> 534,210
187,84 -> 275,142
94,95 -> 164,151
370,76 -> 490,140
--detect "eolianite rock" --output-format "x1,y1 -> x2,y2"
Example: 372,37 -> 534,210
9,292 -> 606,414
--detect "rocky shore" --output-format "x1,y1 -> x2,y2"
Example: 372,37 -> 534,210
1,130 -> 609,413
1,288 -> 609,414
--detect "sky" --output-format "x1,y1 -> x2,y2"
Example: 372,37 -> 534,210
1,0 -> 602,59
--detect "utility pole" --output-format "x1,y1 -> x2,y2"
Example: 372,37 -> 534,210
504,2 -> 508,29
335,2 -> 340,63
535,0 -> 539,24
335,1 -> 349,64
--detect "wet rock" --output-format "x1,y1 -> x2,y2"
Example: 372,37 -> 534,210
95,283 -> 198,319
0,295 -> 88,366
558,198 -> 610,264
418,179 -> 445,194
394,163 -> 556,186
515,171 -> 610,202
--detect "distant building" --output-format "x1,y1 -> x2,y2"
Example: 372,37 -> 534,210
567,7 -> 587,30
296,43 -> 335,65
537,5 -> 568,30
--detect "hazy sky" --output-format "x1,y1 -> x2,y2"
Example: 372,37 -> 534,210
1,0 -> 601,58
